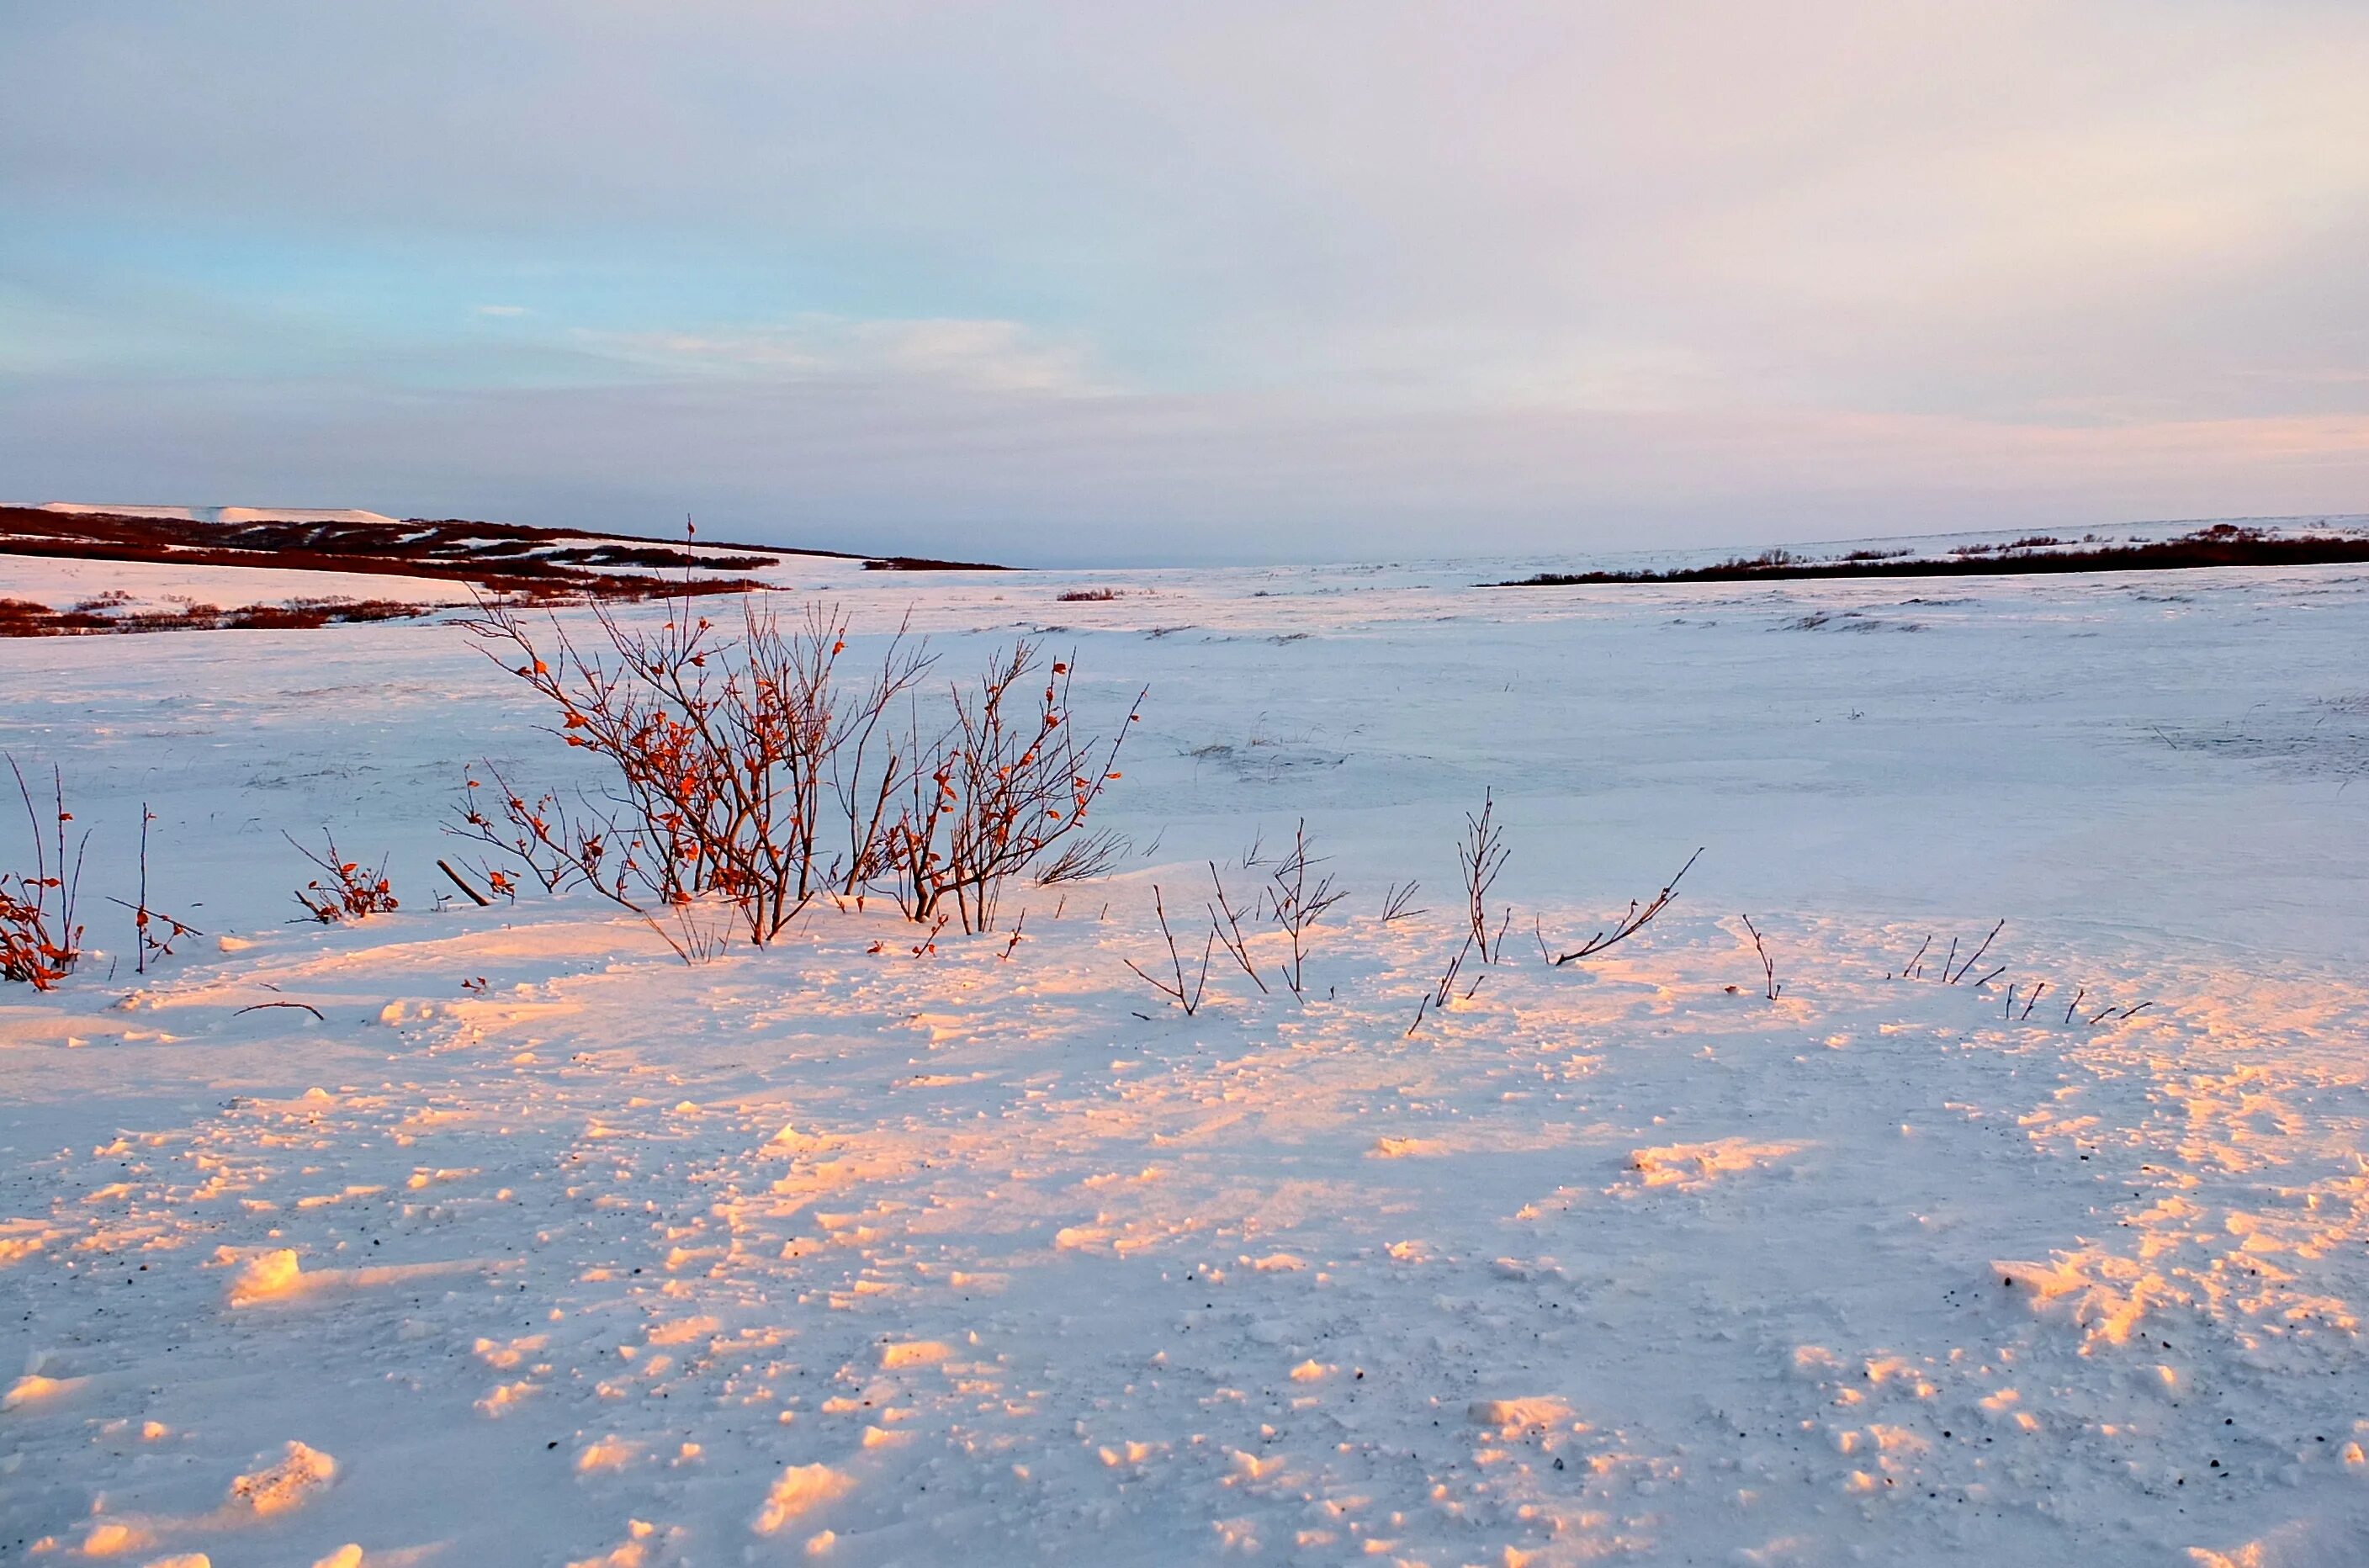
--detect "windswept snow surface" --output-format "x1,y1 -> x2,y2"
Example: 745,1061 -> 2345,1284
3,561 -> 2369,1565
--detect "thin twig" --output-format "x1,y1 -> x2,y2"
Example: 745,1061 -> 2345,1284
233,1001 -> 326,1021
1206,862 -> 1268,993
1741,914 -> 1781,1000
103,895 -> 204,935
1900,934 -> 1931,980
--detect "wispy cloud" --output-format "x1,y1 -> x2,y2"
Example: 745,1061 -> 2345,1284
574,316 -> 1106,395
474,304 -> 528,318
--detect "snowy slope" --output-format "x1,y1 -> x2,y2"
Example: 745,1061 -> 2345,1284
3,559 -> 2367,1565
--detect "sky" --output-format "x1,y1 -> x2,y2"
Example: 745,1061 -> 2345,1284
3,1 -> 2366,566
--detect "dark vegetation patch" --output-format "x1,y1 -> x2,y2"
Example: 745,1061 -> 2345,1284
1489,523 -> 2369,587
0,506 -> 1009,608
862,554 -> 1011,572
0,505 -> 781,599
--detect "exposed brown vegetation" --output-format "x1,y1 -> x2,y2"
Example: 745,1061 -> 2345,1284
1,593 -> 432,637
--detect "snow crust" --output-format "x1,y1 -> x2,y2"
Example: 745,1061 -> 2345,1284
3,558 -> 2367,1563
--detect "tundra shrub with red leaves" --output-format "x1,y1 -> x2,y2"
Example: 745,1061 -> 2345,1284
2,760 -> 85,989
458,596 -> 1141,947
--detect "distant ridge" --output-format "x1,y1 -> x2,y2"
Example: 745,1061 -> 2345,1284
1,503 -> 1008,591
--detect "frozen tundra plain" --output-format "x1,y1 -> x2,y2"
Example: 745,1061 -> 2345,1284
3,548 -> 2368,1567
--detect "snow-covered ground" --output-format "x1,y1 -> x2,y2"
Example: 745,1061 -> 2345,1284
3,559 -> 2367,1565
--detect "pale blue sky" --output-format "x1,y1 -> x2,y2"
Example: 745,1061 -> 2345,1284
3,2 -> 2365,564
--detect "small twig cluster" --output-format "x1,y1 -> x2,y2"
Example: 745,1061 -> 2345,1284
888,644 -> 1145,935
2064,988 -> 2153,1027
1379,880 -> 1425,924
288,830 -> 400,924
1898,928 -> 2154,1030
1898,919 -> 2006,986
1125,887 -> 1212,1015
1406,928 -> 1482,1036
1127,824 -> 1351,1014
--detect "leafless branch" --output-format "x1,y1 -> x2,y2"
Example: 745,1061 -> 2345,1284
1124,885 -> 1211,1015
1206,862 -> 1268,993
1545,848 -> 1703,967
1379,880 -> 1425,924
1741,914 -> 1781,1000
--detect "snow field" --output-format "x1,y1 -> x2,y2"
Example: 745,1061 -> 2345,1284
3,558 -> 2367,1564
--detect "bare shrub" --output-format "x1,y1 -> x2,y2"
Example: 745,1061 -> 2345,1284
1267,819 -> 1346,1001
2,759 -> 85,989
1055,587 -> 1125,602
288,830 -> 399,923
1459,790 -> 1510,961
463,597 -> 1143,952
